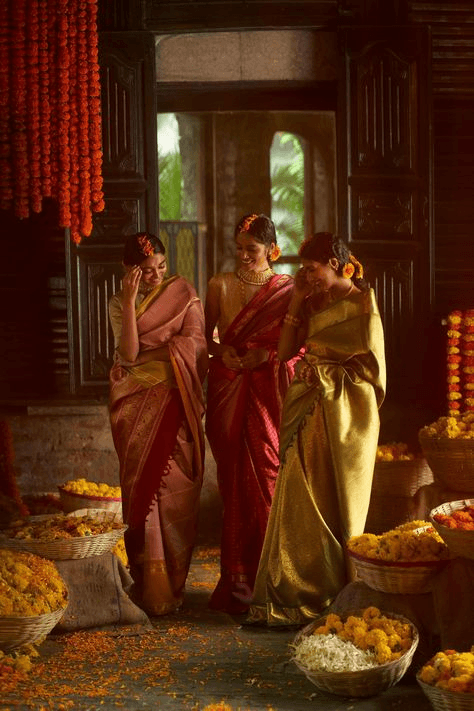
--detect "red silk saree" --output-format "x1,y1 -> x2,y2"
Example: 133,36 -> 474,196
206,274 -> 301,612
109,276 -> 207,616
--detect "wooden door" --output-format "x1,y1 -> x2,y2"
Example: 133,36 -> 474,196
337,26 -> 435,424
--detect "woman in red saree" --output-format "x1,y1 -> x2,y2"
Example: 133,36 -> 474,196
205,214 -> 301,614
109,233 -> 207,616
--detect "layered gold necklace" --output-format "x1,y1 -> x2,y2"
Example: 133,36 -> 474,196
236,266 -> 274,285
236,266 -> 274,308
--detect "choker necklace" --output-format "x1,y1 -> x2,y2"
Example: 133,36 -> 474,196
237,266 -> 274,285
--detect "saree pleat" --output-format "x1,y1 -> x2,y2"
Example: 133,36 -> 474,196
248,288 -> 386,626
109,276 -> 207,616
206,274 -> 301,612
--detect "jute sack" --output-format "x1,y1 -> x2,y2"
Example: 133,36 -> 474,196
54,552 -> 150,631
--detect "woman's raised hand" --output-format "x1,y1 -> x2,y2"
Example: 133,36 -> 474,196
122,266 -> 141,303
293,267 -> 313,300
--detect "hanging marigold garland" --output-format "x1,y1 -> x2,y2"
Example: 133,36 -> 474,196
463,310 -> 474,413
446,309 -> 474,416
446,310 -> 463,416
0,0 -> 104,243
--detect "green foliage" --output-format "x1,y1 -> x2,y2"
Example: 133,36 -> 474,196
159,152 -> 182,221
271,133 -> 305,253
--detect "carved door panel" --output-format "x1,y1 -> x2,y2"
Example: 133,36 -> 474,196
337,27 -> 433,407
69,33 -> 158,395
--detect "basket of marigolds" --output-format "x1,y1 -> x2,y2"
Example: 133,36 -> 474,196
419,414 -> 474,493
0,548 -> 68,651
58,478 -> 122,514
417,647 -> 474,710
366,443 -> 433,534
291,606 -> 419,698
430,499 -> 474,561
0,509 -> 127,561
347,521 -> 450,594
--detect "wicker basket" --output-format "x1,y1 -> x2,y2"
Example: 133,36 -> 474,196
366,458 -> 434,534
0,509 -> 127,561
292,611 -> 419,698
372,458 -> 433,498
417,676 -> 474,711
419,434 -> 474,493
430,499 -> 474,561
58,485 -> 122,515
349,550 -> 447,594
0,605 -> 66,651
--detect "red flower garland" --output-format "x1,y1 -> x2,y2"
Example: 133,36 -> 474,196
0,0 -> 104,242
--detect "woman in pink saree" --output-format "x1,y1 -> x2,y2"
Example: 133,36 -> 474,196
109,233 -> 207,616
205,214 -> 301,614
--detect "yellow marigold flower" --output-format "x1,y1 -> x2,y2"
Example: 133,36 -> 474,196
375,643 -> 393,664
433,652 -> 453,674
419,665 -> 438,684
447,675 -> 472,692
362,606 -> 381,622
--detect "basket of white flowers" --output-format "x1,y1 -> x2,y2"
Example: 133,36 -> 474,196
291,607 -> 419,698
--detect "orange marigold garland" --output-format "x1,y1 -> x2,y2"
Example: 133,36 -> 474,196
10,0 -> 29,220
463,310 -> 474,413
38,0 -> 52,197
0,0 -> 104,242
446,310 -> 463,416
26,0 -> 42,214
0,1 -> 12,211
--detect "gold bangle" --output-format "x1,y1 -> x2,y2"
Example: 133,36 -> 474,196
283,313 -> 301,327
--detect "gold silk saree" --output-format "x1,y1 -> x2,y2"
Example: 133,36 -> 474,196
247,288 -> 386,626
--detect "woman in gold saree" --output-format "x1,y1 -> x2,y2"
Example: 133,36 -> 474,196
109,233 -> 207,616
248,232 -> 386,626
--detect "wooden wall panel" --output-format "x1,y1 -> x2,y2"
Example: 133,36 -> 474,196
68,32 -> 158,396
142,0 -> 339,32
338,26 -> 433,407
410,2 -> 474,317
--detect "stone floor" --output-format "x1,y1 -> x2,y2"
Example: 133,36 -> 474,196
1,547 -> 435,711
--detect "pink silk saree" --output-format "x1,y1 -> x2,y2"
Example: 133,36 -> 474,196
109,276 -> 207,615
206,274 -> 301,613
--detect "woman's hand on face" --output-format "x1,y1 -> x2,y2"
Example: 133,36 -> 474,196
122,266 -> 141,303
241,348 -> 269,370
222,345 -> 242,370
293,267 -> 313,300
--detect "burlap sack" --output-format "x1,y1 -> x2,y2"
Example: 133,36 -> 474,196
54,552 -> 150,631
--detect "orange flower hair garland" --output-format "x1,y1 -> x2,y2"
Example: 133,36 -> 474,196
0,0 -> 104,244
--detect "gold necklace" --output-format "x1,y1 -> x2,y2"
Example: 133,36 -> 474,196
330,280 -> 354,300
236,267 -> 274,285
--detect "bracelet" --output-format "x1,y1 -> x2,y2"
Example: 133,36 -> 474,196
283,313 -> 301,327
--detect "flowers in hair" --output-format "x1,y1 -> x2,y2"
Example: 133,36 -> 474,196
269,244 -> 281,261
342,262 -> 355,279
137,234 -> 154,257
350,254 -> 364,278
239,214 -> 258,232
